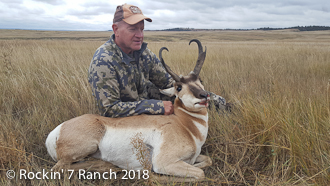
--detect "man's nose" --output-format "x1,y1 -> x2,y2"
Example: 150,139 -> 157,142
135,29 -> 143,37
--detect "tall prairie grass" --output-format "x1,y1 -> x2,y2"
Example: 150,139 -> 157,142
0,30 -> 330,185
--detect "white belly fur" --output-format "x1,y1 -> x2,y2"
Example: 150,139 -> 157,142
97,126 -> 163,170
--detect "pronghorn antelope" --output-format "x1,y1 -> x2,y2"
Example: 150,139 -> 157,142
45,39 -> 212,180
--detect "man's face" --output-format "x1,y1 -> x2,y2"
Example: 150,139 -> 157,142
113,21 -> 144,54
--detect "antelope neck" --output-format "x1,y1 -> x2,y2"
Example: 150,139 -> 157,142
173,99 -> 208,141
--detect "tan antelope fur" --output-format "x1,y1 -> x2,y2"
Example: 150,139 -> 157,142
45,39 -> 212,180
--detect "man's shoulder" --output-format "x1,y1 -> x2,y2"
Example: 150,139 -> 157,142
92,39 -> 123,67
141,45 -> 154,56
96,38 -> 120,56
141,45 -> 158,63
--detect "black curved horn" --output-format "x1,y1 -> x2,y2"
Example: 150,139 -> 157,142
189,39 -> 207,76
159,47 -> 181,82
189,39 -> 203,55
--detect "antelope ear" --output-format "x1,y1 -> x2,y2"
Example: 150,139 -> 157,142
160,87 -> 176,97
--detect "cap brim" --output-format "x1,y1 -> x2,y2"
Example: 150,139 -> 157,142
123,14 -> 152,25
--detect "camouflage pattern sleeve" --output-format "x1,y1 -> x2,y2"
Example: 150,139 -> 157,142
208,91 -> 227,110
147,49 -> 174,89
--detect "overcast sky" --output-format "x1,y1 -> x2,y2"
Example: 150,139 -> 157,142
1,0 -> 329,31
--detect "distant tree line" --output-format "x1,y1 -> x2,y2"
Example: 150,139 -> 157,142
257,26 -> 330,31
159,26 -> 330,32
162,28 -> 195,31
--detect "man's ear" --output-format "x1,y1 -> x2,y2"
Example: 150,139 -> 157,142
160,87 -> 176,97
112,24 -> 119,35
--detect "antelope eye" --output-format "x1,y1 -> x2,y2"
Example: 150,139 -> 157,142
176,86 -> 182,92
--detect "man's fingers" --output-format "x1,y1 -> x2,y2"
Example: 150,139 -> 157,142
163,101 -> 174,115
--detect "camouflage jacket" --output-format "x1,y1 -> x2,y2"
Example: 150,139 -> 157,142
88,34 -> 174,118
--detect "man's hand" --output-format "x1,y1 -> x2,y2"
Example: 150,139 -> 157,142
163,101 -> 174,115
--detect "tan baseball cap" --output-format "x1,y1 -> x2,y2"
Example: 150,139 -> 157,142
113,4 -> 152,25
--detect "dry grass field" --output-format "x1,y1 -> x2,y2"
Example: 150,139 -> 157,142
0,29 -> 330,185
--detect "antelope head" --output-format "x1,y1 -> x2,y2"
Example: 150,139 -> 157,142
159,39 -> 209,112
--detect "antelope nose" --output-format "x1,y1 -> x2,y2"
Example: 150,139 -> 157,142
200,92 -> 209,99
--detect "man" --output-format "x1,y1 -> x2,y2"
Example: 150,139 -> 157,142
88,3 -> 227,118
